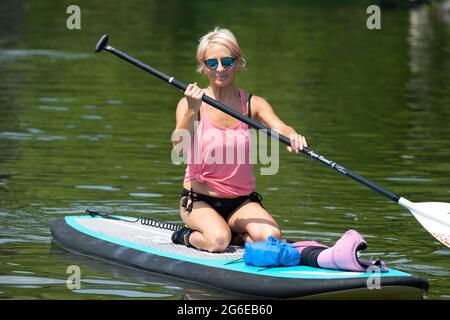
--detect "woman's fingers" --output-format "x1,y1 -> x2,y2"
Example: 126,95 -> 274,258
289,134 -> 299,153
184,83 -> 204,110
298,134 -> 305,150
193,87 -> 204,99
186,84 -> 204,99
184,83 -> 193,94
287,133 -> 307,153
185,82 -> 199,96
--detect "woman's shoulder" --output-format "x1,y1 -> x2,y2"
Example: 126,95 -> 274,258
249,94 -> 270,104
239,89 -> 269,105
247,94 -> 272,113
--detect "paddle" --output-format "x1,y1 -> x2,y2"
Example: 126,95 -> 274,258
94,34 -> 450,248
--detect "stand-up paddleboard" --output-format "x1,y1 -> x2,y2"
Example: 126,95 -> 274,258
50,215 -> 429,299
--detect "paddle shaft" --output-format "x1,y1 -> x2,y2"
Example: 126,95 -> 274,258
98,41 -> 401,204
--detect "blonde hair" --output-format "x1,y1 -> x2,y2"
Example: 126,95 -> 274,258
196,27 -> 246,74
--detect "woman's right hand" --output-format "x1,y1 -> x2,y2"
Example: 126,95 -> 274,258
184,82 -> 205,111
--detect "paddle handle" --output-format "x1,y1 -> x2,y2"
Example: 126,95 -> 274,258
98,37 -> 401,204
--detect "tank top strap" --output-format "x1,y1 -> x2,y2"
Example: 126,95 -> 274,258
247,94 -> 252,118
239,89 -> 246,114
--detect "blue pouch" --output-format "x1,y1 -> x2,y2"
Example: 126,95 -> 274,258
243,236 -> 300,267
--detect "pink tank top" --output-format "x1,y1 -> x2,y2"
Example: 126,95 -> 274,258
184,89 -> 256,196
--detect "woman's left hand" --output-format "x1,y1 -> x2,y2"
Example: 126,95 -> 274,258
287,133 -> 307,153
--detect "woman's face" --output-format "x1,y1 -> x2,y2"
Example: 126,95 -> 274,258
203,44 -> 238,88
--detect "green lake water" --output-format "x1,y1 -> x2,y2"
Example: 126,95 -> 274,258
0,0 -> 449,299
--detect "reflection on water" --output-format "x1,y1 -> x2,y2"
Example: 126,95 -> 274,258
0,0 -> 449,299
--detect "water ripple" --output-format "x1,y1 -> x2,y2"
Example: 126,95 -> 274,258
72,289 -> 172,298
81,115 -> 103,121
0,49 -> 90,61
75,186 -> 120,191
38,105 -> 69,112
386,177 -> 433,182
0,276 -> 66,285
129,193 -> 163,198
0,131 -> 66,141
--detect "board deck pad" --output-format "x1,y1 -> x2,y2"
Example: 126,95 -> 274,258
51,215 -> 429,299
75,216 -> 244,260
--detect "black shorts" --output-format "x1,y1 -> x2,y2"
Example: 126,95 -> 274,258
180,188 -> 264,221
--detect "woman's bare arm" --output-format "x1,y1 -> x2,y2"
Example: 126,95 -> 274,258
251,95 -> 307,152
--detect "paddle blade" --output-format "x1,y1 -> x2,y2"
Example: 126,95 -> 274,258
405,201 -> 450,248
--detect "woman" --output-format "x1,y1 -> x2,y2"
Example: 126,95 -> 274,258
171,27 -> 307,253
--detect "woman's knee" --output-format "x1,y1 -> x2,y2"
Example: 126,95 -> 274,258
269,227 -> 282,240
204,229 -> 232,253
251,226 -> 282,242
